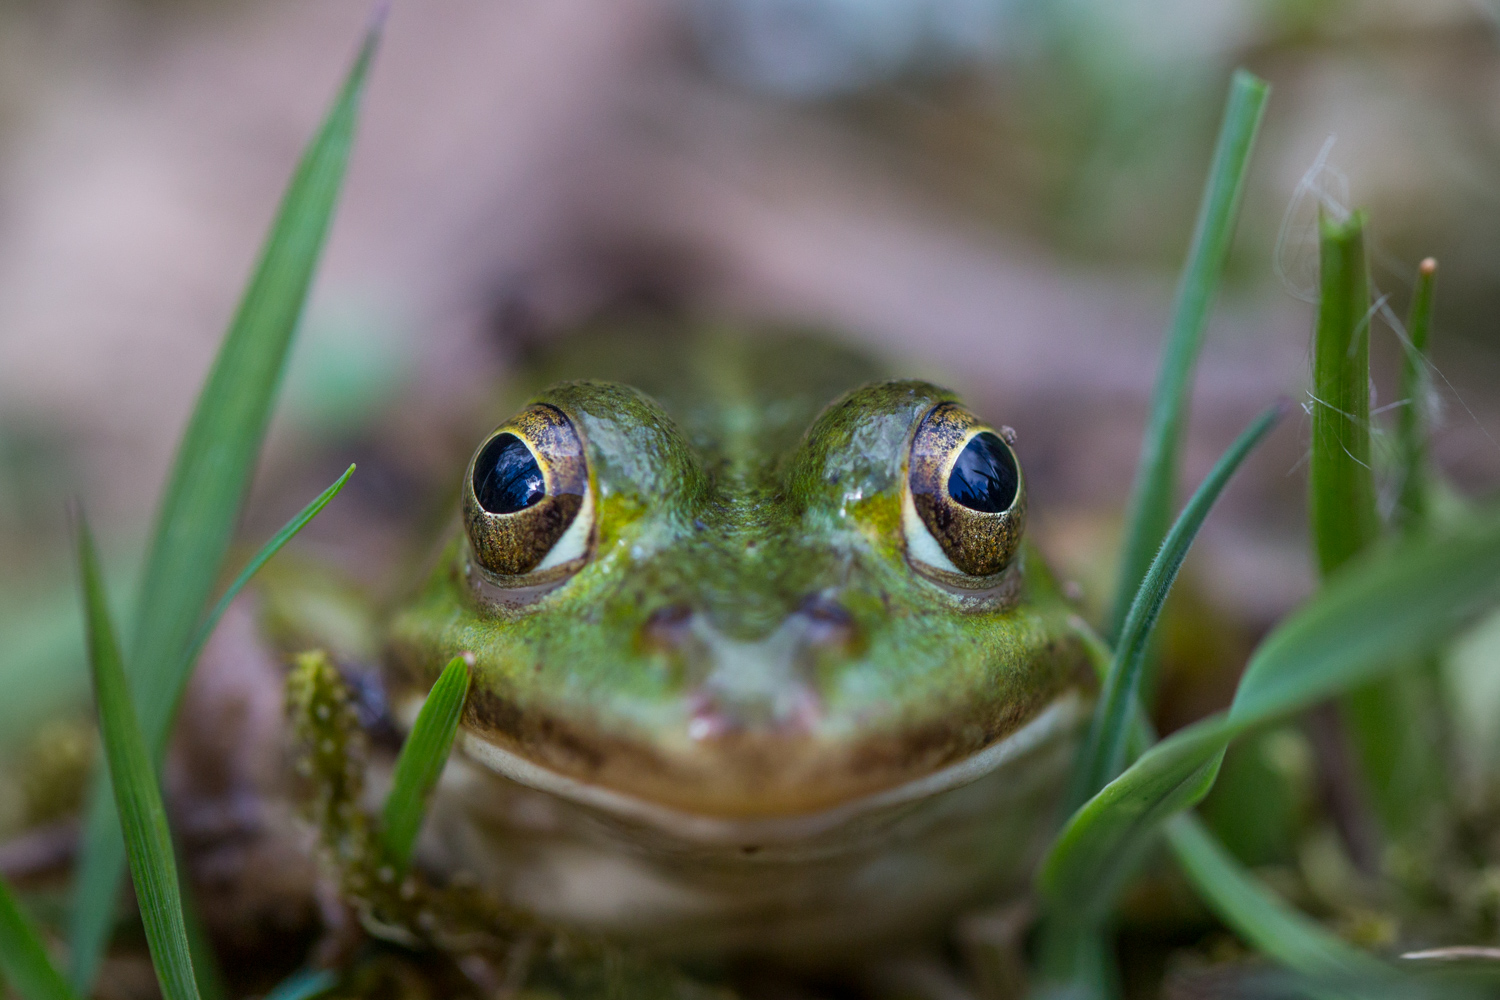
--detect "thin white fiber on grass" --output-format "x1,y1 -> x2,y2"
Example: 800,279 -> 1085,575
1274,135 -> 1350,303
1276,137 -> 1496,509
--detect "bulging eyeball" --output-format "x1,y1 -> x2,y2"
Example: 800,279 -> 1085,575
463,404 -> 594,585
903,402 -> 1025,586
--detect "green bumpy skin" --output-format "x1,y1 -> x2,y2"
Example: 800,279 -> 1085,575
382,319 -> 1092,958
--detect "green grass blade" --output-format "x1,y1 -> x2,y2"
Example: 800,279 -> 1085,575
1107,69 -> 1270,644
66,772 -> 122,994
176,465 -> 350,1000
1040,507 -> 1500,918
1034,71 -> 1270,986
1168,816 -> 1494,998
128,14 -> 379,770
1310,209 -> 1379,575
1072,403 -> 1284,807
73,508 -> 199,1000
1167,814 -> 1387,981
69,14 -> 381,986
0,876 -> 78,1000
1310,213 -> 1442,839
1377,260 -> 1450,839
263,967 -> 339,1000
1033,920 -> 1118,1000
183,464 -> 354,675
1395,258 -> 1438,534
67,464 -> 355,992
381,656 -> 471,867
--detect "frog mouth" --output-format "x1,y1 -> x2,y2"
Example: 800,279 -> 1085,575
455,692 -> 1084,845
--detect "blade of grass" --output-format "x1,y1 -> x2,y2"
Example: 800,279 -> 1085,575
69,13 -> 381,987
1071,402 -> 1285,809
1106,69 -> 1269,644
1167,814 -> 1387,981
1311,212 -> 1441,843
73,507 -> 199,1000
184,464 -> 354,676
381,656 -> 471,867
1378,258 -> 1450,837
1077,605 -> 1394,990
1040,402 -> 1283,995
1310,209 -> 1379,574
68,464 -> 354,993
1035,622 -> 1146,998
1395,258 -> 1438,535
1033,920 -> 1118,1000
0,876 -> 78,1000
177,464 -> 350,1000
130,23 -> 379,760
1040,506 -> 1500,919
1033,71 -> 1268,994
67,780 -> 122,992
1170,816 -> 1500,999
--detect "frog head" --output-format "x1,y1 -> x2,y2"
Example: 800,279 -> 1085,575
387,354 -> 1088,820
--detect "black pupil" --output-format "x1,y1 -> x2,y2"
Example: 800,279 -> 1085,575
947,432 -> 1018,513
473,434 -> 546,514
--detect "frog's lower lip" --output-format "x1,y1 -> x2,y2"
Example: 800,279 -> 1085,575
455,692 -> 1084,845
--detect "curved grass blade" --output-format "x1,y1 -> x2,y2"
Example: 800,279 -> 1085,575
183,464 -> 354,675
1041,506 -> 1500,918
1033,73 -> 1268,991
105,466 -> 352,1000
1107,69 -> 1270,644
381,656 -> 471,867
1172,818 -> 1492,1000
69,15 -> 382,988
130,20 -> 380,760
1071,403 -> 1285,808
67,464 -> 353,994
73,507 -> 199,1000
1033,921 -> 1117,1000
1167,815 -> 1387,982
0,876 -> 78,1000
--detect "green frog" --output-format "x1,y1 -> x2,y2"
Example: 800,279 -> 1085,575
312,318 -> 1092,967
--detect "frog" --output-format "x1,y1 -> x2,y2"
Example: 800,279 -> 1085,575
297,315 -> 1094,973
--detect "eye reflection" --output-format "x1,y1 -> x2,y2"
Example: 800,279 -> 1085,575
473,433 -> 545,514
947,432 -> 1018,514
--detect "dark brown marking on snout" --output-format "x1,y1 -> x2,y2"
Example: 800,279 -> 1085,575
464,684 -> 609,773
797,593 -> 860,653
641,604 -> 694,651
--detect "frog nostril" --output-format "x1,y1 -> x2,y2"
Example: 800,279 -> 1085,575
642,604 -> 695,650
797,594 -> 856,647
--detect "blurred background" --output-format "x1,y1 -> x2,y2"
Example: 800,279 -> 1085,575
1,0 -> 1499,876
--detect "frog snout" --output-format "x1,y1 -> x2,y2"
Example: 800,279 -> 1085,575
641,596 -> 858,739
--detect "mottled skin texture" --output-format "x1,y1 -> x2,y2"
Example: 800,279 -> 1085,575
387,320 -> 1090,819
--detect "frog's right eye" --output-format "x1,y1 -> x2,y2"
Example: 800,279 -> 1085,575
462,404 -> 593,585
902,402 -> 1026,589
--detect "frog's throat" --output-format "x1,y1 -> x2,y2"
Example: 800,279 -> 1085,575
456,692 -> 1083,845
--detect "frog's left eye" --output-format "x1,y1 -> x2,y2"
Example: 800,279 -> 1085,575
463,404 -> 593,584
903,402 -> 1026,587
